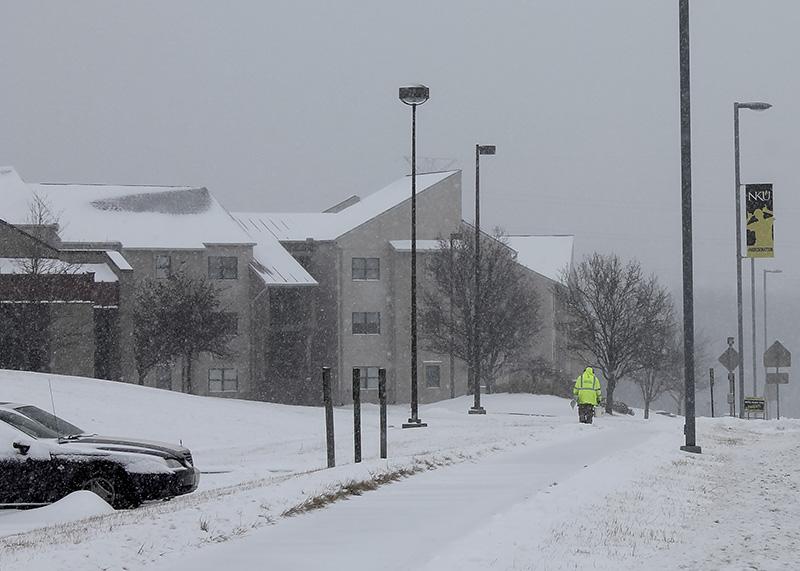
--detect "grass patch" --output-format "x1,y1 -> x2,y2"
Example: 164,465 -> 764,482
281,465 -> 422,517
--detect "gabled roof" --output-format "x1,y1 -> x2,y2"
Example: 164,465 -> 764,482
1,167 -> 254,250
2,167 -> 316,287
506,235 -> 574,283
232,171 -> 458,242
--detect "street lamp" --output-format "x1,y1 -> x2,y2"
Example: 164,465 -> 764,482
399,84 -> 430,429
733,101 -> 771,417
678,0 -> 700,454
763,268 -> 782,417
449,231 -> 463,400
470,144 -> 496,415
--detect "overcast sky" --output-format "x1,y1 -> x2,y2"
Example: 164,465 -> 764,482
1,1 -> 798,369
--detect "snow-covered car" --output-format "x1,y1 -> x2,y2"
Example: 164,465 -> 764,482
0,403 -> 199,509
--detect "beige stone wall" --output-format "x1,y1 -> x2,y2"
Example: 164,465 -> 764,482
122,245 -> 254,398
335,172 -> 464,404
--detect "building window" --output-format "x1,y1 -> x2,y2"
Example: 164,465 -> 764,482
221,312 -> 239,335
357,366 -> 380,390
352,312 -> 380,335
155,255 -> 171,279
208,256 -> 238,279
208,368 -> 238,393
425,364 -> 441,388
352,257 -> 380,280
155,364 -> 172,390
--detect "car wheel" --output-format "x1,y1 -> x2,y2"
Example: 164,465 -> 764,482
79,472 -> 140,509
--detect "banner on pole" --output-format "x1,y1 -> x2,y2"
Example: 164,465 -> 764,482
745,183 -> 774,258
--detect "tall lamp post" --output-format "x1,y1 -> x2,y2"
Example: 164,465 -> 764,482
733,100 -> 771,417
678,0 -> 700,453
763,268 -> 782,417
399,84 -> 430,429
470,144 -> 496,415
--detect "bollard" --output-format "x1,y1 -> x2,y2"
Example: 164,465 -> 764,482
709,368 -> 715,418
352,368 -> 362,463
322,367 -> 335,468
728,371 -> 736,417
378,368 -> 387,459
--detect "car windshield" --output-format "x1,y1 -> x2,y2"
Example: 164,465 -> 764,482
0,409 -> 59,439
13,406 -> 85,437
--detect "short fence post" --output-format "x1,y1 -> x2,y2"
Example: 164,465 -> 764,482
709,368 -> 715,418
378,368 -> 387,459
352,368 -> 362,463
322,366 -> 335,468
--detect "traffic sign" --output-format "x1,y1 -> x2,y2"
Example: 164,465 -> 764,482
719,347 -> 739,372
764,341 -> 791,368
766,372 -> 789,385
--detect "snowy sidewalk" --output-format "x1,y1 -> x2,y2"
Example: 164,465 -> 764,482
156,421 -> 657,571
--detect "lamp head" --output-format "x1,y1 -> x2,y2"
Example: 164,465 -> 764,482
737,102 -> 772,111
399,85 -> 430,106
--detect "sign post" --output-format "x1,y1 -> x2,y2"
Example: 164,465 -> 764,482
719,338 -> 739,417
764,340 -> 791,420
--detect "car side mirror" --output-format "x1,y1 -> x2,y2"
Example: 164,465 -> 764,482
12,441 -> 31,456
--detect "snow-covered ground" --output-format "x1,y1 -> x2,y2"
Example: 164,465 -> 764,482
1,369 -> 797,570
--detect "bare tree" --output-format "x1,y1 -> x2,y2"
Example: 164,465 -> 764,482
420,224 -> 541,394
0,195 -> 89,372
631,304 -> 678,419
133,272 -> 235,391
664,330 -> 711,414
556,252 -> 672,414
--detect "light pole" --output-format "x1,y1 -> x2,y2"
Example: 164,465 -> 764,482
763,268 -> 781,417
678,0 -> 700,453
399,84 -> 429,429
470,144 -> 496,415
449,231 -> 463,400
733,100 -> 771,416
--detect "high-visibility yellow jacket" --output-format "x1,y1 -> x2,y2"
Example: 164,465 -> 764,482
573,367 -> 601,405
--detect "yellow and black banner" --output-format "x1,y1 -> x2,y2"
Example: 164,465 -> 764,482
745,183 -> 774,258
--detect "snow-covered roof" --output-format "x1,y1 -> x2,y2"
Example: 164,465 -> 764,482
389,240 -> 443,252
104,250 -> 133,272
0,258 -> 118,282
232,218 -> 316,286
506,235 -> 574,283
1,167 -> 255,250
232,171 -> 458,242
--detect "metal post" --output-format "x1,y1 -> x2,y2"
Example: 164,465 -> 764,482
750,258 -> 757,396
322,367 -> 335,468
399,85 -> 428,428
678,0 -> 700,453
449,234 -> 456,400
410,103 -> 419,422
776,367 -> 781,420
728,371 -> 736,417
470,144 -> 485,415
352,368 -> 361,463
763,268 -> 768,417
709,368 -> 715,418
763,269 -> 781,419
734,103 -> 746,418
379,368 -> 387,459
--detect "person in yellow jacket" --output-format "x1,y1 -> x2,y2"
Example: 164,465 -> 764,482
573,366 -> 602,424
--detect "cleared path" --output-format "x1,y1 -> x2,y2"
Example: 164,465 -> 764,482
158,421 -> 658,571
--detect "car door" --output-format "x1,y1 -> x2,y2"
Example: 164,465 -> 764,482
0,423 -> 40,505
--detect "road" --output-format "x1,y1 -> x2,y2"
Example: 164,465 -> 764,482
157,421 -> 658,571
